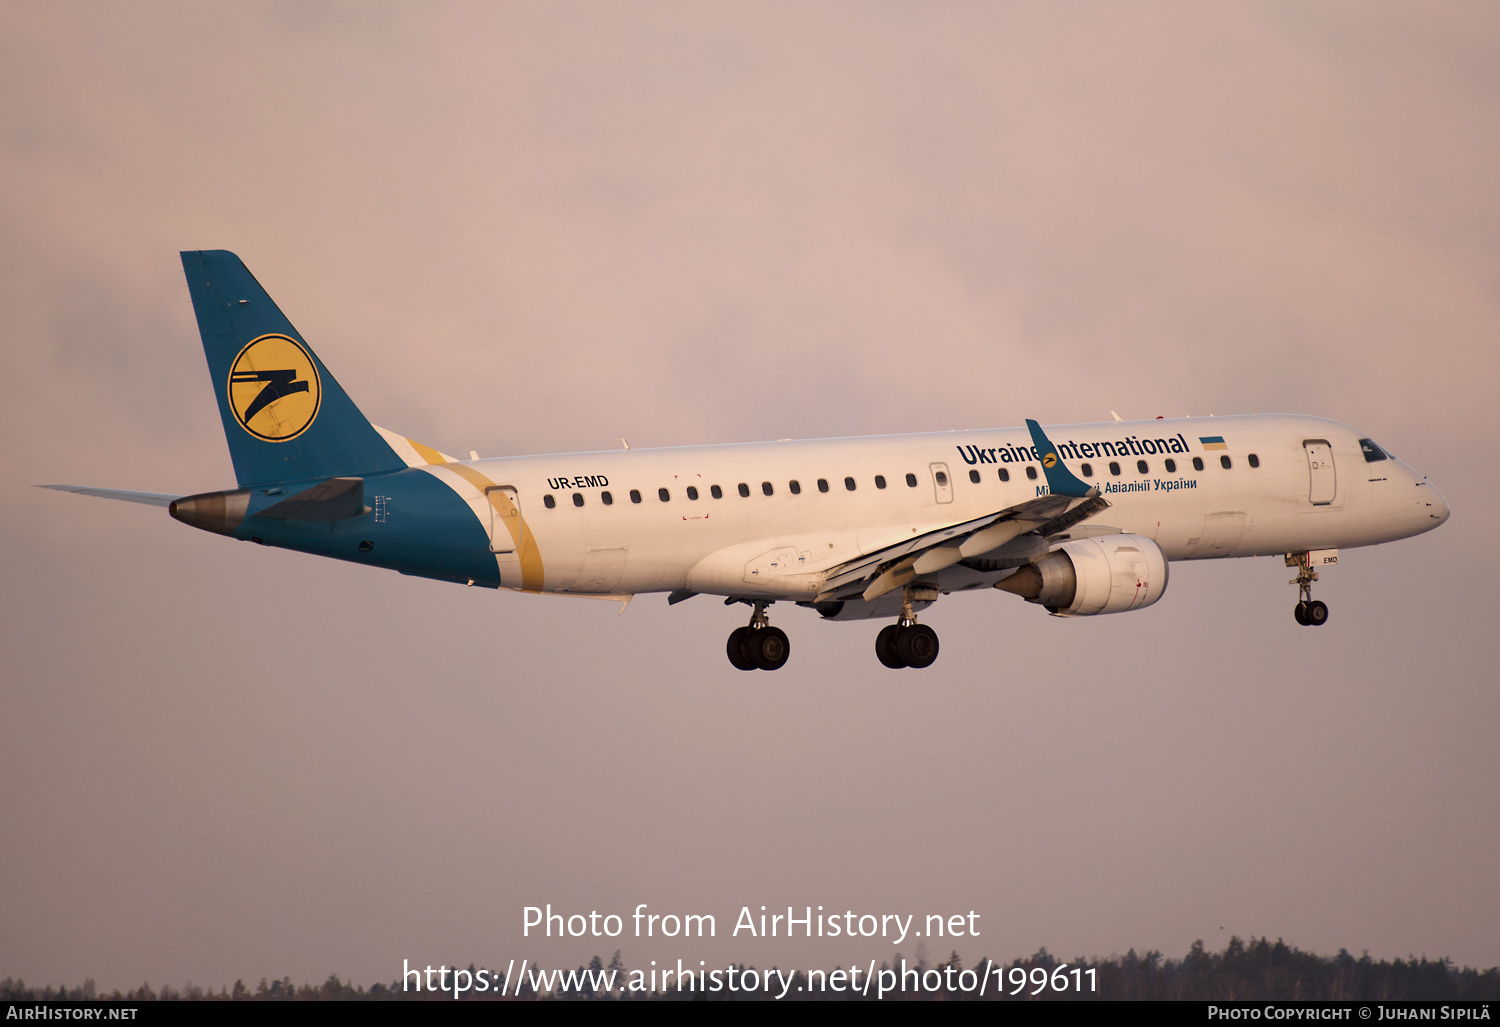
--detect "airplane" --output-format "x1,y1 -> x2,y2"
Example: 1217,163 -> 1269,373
42,251 -> 1451,671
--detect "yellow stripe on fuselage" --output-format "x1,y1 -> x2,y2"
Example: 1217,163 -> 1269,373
443,463 -> 546,592
409,438 -> 450,465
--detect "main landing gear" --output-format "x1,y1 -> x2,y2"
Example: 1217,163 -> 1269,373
726,600 -> 790,671
1287,552 -> 1330,627
874,588 -> 940,669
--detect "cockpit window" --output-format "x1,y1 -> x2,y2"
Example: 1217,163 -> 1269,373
1359,438 -> 1388,463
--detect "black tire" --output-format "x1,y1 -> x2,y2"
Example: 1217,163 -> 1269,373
1306,600 -> 1329,626
875,625 -> 906,669
751,626 -> 790,671
1294,602 -> 1309,626
896,623 -> 940,669
726,627 -> 757,670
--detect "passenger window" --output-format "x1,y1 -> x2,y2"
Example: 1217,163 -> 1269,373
572,493 -> 584,507
1192,457 -> 1204,471
845,476 -> 857,491
686,486 -> 699,500
1248,453 -> 1260,468
710,485 -> 722,499
789,480 -> 801,494
543,494 -> 556,509
905,473 -> 917,487
998,468 -> 1009,482
762,481 -> 774,496
629,489 -> 642,504
1359,438 -> 1388,463
932,471 -> 946,487
1024,466 -> 1037,480
968,469 -> 981,484
602,491 -> 613,505
658,487 -> 671,501
817,478 -> 829,493
738,483 -> 750,498
1109,461 -> 1121,476
1081,463 -> 1093,477
875,475 -> 886,489
1164,458 -> 1176,473
1137,460 -> 1148,474
1220,455 -> 1232,469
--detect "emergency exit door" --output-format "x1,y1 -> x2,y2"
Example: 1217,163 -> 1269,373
484,485 -> 523,553
930,463 -> 954,504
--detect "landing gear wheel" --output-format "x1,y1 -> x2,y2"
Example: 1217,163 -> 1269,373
726,627 -> 756,670
749,626 -> 790,671
875,625 -> 907,669
1287,553 -> 1328,629
895,623 -> 940,669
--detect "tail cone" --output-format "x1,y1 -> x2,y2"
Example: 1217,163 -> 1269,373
169,488 -> 250,536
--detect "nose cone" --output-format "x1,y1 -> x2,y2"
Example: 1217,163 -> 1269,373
1425,481 -> 1450,527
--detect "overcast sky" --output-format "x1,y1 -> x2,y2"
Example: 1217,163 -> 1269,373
2,1 -> 1497,992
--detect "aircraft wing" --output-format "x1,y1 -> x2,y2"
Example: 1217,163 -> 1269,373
815,419 -> 1109,603
815,491 -> 1109,602
38,484 -> 180,507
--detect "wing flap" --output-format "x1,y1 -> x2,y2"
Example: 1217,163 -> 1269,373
1030,493 -> 1111,538
821,491 -> 1109,603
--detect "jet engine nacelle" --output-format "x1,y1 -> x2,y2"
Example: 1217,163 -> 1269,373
996,533 -> 1168,616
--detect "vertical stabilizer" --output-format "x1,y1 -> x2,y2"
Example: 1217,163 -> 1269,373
181,250 -> 405,487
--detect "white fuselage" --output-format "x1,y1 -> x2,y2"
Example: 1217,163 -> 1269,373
419,414 -> 1447,603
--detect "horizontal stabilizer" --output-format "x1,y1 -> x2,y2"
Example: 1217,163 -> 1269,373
255,477 -> 367,521
38,484 -> 180,507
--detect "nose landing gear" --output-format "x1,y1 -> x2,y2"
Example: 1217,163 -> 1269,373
725,600 -> 790,671
1287,553 -> 1330,627
875,588 -> 941,668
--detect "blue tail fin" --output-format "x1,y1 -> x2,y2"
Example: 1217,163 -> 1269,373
181,250 -> 406,487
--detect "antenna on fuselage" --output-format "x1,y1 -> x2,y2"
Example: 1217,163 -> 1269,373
619,438 -> 630,450
1110,410 -> 1123,422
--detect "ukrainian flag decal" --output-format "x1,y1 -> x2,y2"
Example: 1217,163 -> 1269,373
1199,436 -> 1228,451
227,334 -> 322,442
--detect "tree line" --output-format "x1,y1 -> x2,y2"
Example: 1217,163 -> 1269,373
4,937 -> 1497,1001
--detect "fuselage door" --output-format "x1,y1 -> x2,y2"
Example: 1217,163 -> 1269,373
930,462 -> 954,504
1304,441 -> 1336,505
484,485 -> 522,553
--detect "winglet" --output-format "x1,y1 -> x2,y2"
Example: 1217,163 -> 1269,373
1025,419 -> 1093,498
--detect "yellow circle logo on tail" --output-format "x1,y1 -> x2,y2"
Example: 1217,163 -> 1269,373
227,334 -> 321,441
1042,452 -> 1057,468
